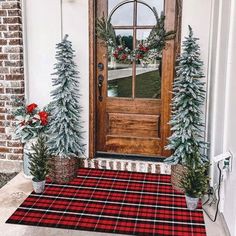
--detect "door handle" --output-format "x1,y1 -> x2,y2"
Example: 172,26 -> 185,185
98,74 -> 104,102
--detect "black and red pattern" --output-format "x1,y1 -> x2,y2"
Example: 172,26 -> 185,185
6,168 -> 206,236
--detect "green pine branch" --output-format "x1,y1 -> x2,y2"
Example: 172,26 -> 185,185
96,16 -> 117,47
180,161 -> 210,197
147,12 -> 175,53
28,135 -> 50,181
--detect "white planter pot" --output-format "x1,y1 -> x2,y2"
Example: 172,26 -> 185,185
23,138 -> 38,178
185,195 -> 199,210
32,180 -> 46,193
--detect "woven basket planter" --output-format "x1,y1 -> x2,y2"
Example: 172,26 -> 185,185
48,156 -> 78,184
171,164 -> 188,192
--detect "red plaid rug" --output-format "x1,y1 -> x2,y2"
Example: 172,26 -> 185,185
6,168 -> 206,235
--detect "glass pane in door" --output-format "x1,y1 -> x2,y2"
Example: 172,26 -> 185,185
108,30 -> 133,98
135,29 -> 162,99
137,0 -> 164,26
137,3 -> 157,26
109,2 -> 133,26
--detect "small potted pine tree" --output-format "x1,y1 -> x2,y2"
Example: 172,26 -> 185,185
47,35 -> 85,184
28,135 -> 49,193
180,161 -> 209,210
164,26 -> 209,191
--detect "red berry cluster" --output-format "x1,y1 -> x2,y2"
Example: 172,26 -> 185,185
135,44 -> 149,60
113,46 -> 129,62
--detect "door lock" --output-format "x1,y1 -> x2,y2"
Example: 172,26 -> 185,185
98,62 -> 104,71
98,74 -> 104,102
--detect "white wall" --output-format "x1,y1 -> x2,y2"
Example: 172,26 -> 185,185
181,0 -> 212,77
23,0 -> 89,156
208,0 -> 232,182
221,0 -> 236,234
23,0 -> 61,105
207,0 -> 236,235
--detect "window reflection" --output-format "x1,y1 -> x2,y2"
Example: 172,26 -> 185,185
108,30 -> 133,98
137,3 -> 156,26
135,29 -> 161,99
107,0 -> 164,99
110,2 -> 133,26
108,0 -> 124,14
144,0 -> 164,11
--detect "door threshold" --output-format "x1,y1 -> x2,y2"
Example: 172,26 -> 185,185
95,152 -> 166,162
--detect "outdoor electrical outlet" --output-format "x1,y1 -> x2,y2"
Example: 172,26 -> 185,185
213,151 -> 232,163
224,151 -> 233,172
228,156 -> 233,172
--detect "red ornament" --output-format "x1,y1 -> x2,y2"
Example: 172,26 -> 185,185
121,54 -> 127,60
26,103 -> 38,113
139,44 -> 149,52
136,54 -> 143,59
113,52 -> 119,59
38,111 -> 48,126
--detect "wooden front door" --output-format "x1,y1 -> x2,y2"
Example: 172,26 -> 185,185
95,0 -> 179,157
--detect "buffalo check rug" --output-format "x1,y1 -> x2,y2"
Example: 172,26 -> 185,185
6,168 -> 206,235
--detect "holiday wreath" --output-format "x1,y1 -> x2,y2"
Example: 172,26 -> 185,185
96,8 -> 175,64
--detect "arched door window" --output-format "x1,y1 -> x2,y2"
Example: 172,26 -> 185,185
107,0 -> 164,99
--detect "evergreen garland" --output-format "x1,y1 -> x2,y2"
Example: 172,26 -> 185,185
96,9 -> 175,62
147,12 -> 175,58
165,26 -> 208,166
28,135 -> 49,181
96,15 -> 117,47
47,35 -> 85,158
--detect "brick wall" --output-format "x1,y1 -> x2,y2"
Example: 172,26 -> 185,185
0,0 -> 24,172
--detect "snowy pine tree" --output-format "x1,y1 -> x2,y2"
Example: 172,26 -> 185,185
165,26 -> 208,166
47,35 -> 85,157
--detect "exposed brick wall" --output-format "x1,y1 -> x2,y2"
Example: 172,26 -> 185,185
0,0 -> 24,165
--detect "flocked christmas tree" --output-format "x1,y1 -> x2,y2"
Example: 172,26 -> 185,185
165,26 -> 208,166
47,35 -> 85,157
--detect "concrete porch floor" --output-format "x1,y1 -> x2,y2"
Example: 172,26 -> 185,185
0,172 -> 230,236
